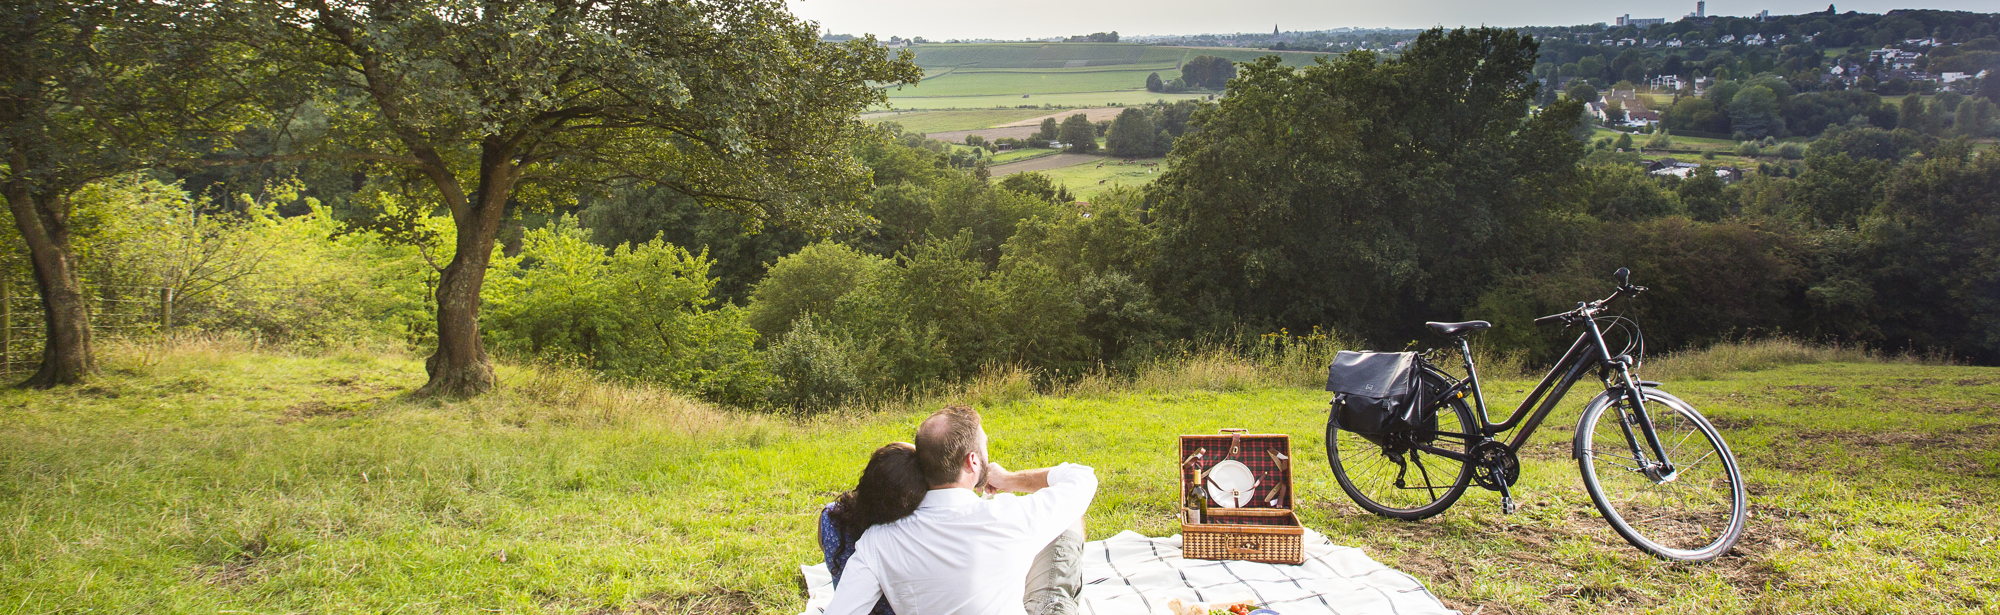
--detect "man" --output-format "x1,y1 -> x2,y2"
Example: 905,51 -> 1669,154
825,405 -> 1096,615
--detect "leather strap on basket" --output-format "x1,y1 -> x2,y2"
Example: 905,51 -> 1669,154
1221,428 -> 1245,460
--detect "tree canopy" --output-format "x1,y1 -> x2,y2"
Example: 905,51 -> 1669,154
258,0 -> 920,396
1149,27 -> 1583,341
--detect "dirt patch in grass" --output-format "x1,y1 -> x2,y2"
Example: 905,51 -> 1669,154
588,590 -> 757,615
280,401 -> 357,423
1800,424 -> 2000,452
1705,415 -> 1768,431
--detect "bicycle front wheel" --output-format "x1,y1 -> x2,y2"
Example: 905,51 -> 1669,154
1576,387 -> 1747,562
1326,396 -> 1476,520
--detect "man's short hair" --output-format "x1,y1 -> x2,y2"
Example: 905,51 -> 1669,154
916,405 -> 982,487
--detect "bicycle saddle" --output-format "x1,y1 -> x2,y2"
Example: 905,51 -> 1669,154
1426,320 -> 1492,337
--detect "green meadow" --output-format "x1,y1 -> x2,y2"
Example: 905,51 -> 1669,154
1037,158 -> 1169,198
879,43 -> 1330,109
861,108 -> 1052,133
4,337 -> 1997,614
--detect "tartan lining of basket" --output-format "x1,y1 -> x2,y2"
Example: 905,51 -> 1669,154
1180,434 -> 1294,527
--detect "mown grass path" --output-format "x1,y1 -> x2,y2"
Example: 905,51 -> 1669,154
2,344 -> 1995,613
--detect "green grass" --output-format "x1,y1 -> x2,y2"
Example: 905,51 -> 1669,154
1037,157 -> 1167,198
894,68 -> 1167,98
902,43 -> 1330,72
4,337 -> 1996,613
877,43 -> 1331,110
885,91 -> 1212,110
986,147 -> 1060,165
861,109 -> 1054,133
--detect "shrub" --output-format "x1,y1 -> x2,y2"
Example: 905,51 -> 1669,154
765,315 -> 863,413
483,217 -> 770,405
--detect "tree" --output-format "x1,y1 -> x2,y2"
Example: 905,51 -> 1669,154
1146,72 -> 1165,93
1900,94 -> 1929,135
0,0 -> 264,387
1149,28 -> 1584,341
265,0 -> 920,396
1181,56 -> 1237,90
1058,114 -> 1098,154
1566,81 -> 1600,103
1727,85 -> 1786,137
1037,117 -> 1060,142
1606,100 -> 1628,124
1105,108 -> 1164,158
1645,128 -> 1674,149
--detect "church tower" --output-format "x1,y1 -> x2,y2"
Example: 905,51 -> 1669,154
1273,24 -> 1279,36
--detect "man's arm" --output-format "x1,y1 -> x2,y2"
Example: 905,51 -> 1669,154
992,462 -> 1097,543
983,462 -> 1052,494
821,551 -> 885,615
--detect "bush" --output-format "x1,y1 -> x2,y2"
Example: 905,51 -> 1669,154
765,315 -> 863,413
56,176 -> 432,346
483,217 -> 770,405
1775,142 -> 1806,159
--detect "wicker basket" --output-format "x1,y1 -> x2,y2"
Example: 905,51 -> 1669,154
1179,429 -> 1304,565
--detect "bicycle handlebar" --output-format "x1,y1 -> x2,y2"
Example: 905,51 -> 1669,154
1534,269 -> 1648,325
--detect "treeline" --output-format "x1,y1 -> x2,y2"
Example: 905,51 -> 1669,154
7,12 -> 1996,409
1648,74 -> 1998,138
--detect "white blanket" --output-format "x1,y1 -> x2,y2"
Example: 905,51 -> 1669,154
799,529 -> 1458,615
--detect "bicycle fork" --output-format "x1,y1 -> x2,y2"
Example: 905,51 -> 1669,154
1610,368 -> 1678,482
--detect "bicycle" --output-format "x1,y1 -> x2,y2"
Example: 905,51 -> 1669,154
1325,268 -> 1747,562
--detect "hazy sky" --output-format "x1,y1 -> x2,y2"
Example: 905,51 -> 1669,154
784,0 -> 1995,41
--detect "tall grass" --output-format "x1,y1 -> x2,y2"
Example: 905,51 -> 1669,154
1642,336 -> 1950,381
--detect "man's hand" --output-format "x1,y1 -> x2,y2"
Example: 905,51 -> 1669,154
983,462 -> 1053,494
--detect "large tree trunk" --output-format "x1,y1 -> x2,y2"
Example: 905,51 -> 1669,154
2,181 -> 95,388
414,152 -> 516,398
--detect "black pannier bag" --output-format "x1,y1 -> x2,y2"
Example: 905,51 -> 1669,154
1326,350 -> 1425,434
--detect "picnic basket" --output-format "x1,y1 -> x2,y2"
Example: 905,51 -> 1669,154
1178,428 -> 1304,565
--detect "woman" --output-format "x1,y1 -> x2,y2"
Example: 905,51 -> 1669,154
818,442 -> 926,615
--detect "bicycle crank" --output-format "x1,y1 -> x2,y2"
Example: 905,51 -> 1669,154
1470,441 -> 1520,492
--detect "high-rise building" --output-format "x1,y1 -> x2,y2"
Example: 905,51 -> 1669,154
1697,1 -> 1706,17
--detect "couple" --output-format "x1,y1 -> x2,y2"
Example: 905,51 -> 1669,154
819,405 -> 1098,615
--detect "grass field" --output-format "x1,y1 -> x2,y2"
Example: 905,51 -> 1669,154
885,91 -> 1212,110
879,43 -> 1328,110
1037,157 -> 1168,198
4,337 -> 1995,614
862,109 -> 1054,133
893,68 -> 1166,98
986,147 -> 1060,165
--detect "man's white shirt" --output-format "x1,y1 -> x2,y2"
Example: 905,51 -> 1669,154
824,463 -> 1098,615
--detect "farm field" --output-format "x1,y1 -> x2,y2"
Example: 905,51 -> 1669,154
861,108 -> 1053,133
878,43 -> 1330,110
983,147 -> 1060,165
3,339 -> 1996,614
1036,157 -> 1168,198
885,90 -> 1210,110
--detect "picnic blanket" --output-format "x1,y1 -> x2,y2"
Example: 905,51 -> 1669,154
798,528 -> 1459,615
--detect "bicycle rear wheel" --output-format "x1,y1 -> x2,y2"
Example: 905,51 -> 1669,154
1326,396 -> 1476,520
1576,387 -> 1747,562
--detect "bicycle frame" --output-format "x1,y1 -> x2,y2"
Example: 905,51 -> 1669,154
1407,314 -> 1679,476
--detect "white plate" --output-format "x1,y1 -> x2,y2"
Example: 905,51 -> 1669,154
1204,460 -> 1258,508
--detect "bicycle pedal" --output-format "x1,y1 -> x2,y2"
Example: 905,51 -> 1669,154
1501,497 -> 1519,514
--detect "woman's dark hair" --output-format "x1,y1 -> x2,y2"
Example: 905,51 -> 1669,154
830,442 -> 927,537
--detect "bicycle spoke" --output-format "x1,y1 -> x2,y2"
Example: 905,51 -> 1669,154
1582,394 -> 1744,561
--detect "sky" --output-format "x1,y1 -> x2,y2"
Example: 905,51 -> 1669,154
783,0 -> 1997,41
